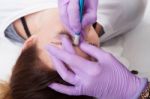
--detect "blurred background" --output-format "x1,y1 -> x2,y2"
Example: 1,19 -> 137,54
123,0 -> 150,79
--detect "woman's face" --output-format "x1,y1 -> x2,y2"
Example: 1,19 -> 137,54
23,9 -> 100,70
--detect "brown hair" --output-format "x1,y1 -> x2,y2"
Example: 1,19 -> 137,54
0,81 -> 11,99
7,44 -> 94,99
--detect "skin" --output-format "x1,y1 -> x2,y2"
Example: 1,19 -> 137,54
13,8 -> 100,69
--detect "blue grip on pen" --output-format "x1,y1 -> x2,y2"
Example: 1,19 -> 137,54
75,0 -> 84,35
74,0 -> 84,45
79,0 -> 84,22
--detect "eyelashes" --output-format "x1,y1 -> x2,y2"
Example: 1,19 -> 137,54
54,33 -> 97,46
51,42 -> 62,45
88,42 -> 97,46
51,42 -> 97,47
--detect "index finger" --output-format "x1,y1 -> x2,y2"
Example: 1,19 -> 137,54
46,45 -> 96,73
67,0 -> 81,33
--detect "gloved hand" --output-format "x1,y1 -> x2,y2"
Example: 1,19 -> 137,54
58,0 -> 98,35
46,37 -> 148,99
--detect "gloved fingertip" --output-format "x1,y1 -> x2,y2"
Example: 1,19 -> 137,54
48,83 -> 62,90
45,44 -> 59,54
82,14 -> 97,28
72,26 -> 82,34
80,42 -> 89,48
60,34 -> 70,42
48,83 -> 67,94
48,83 -> 55,89
45,45 -> 53,51
59,0 -> 70,5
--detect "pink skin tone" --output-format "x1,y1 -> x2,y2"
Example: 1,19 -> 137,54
14,8 -> 100,70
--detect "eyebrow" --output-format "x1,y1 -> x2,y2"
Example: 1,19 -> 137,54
59,32 -> 73,42
58,31 -> 98,47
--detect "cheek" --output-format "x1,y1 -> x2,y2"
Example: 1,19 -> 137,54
39,50 -> 54,69
85,27 -> 100,47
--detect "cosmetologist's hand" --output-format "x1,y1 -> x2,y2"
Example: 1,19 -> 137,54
58,0 -> 98,35
46,37 -> 147,99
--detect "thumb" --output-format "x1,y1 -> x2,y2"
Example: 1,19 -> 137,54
80,42 -> 106,60
82,12 -> 97,28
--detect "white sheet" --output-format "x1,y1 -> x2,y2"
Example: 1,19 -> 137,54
0,39 -> 22,81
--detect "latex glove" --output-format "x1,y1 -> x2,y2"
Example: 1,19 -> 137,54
46,37 -> 148,99
58,0 -> 98,35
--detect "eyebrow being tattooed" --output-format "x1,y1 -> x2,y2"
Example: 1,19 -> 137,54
50,31 -> 98,47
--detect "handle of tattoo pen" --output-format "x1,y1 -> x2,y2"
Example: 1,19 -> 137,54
74,0 -> 84,46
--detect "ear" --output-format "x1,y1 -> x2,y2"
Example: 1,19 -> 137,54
22,35 -> 37,51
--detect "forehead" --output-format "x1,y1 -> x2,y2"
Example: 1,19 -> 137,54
36,26 -> 100,49
36,32 -> 70,47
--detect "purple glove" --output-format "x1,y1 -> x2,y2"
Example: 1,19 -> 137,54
58,0 -> 98,35
46,37 -> 148,99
